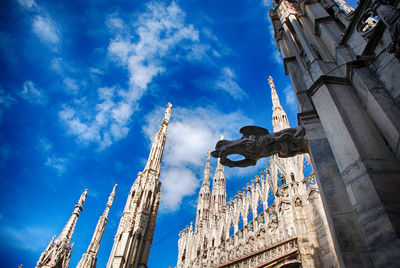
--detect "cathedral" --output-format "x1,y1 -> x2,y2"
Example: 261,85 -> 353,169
34,0 -> 400,266
176,77 -> 338,267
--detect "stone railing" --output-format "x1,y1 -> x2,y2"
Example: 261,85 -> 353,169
189,206 -> 298,267
218,237 -> 299,268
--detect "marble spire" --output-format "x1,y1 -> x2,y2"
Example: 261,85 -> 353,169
202,150 -> 211,187
77,185 -> 117,268
268,76 -> 290,132
211,136 -> 227,216
107,103 -> 172,268
144,102 -> 172,175
195,151 -> 212,229
36,189 -> 87,268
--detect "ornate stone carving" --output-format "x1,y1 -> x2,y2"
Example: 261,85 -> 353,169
177,79 -> 334,268
370,0 -> 400,59
295,198 -> 303,207
268,212 -> 279,231
358,1 -> 400,57
211,126 -> 308,167
107,103 -> 172,268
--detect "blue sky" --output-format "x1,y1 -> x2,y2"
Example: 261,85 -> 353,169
0,0 -> 306,267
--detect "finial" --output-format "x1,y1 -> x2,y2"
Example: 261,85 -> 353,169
268,76 -> 274,87
78,189 -> 88,207
107,184 -> 117,207
202,151 -> 211,186
163,102 -> 173,122
220,135 -> 224,140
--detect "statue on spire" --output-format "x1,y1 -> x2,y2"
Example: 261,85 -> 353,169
78,189 -> 88,208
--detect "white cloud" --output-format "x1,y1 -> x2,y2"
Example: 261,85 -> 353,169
59,1 -> 244,149
196,67 -> 247,100
50,57 -> 64,73
32,15 -> 60,48
58,2 -> 208,149
16,0 -> 37,9
63,78 -> 79,94
283,85 -> 297,109
90,68 -> 104,75
272,50 -> 283,64
161,167 -> 199,211
108,1 -> 200,96
0,86 -> 15,123
0,225 -> 55,252
106,14 -> 125,32
38,137 -> 52,153
37,138 -> 69,175
17,0 -> 61,51
260,4 -> 283,66
266,22 -> 283,65
261,0 -> 273,8
46,155 -> 68,175
214,67 -> 247,99
0,87 -> 14,108
21,80 -> 48,105
59,86 -> 134,149
143,105 -> 253,212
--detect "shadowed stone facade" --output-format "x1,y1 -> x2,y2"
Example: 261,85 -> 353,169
177,80 -> 338,267
267,0 -> 400,266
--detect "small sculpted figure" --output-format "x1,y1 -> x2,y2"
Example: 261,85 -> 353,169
211,126 -> 308,167
371,0 -> 400,59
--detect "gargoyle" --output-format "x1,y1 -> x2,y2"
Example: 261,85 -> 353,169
211,126 -> 308,167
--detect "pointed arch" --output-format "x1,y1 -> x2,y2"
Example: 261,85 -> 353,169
181,248 -> 186,262
145,190 -> 152,210
220,226 -> 225,244
290,173 -> 295,182
229,220 -> 234,238
303,154 -> 313,177
277,170 -> 286,186
238,214 -> 244,231
257,198 -> 264,215
247,206 -> 253,223
267,188 -> 275,207
131,190 -> 136,199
